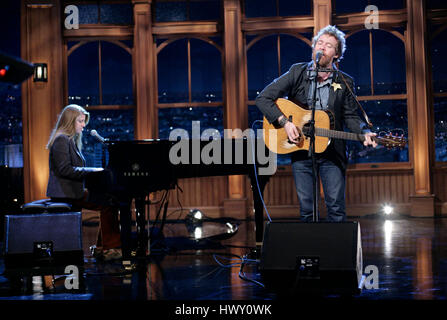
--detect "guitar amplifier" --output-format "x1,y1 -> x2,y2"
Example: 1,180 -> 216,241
3,212 -> 84,270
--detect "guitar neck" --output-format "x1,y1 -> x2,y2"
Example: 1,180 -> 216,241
315,127 -> 365,142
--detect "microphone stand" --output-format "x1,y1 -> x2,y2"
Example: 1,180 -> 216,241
308,61 -> 319,223
308,63 -> 337,222
101,143 -> 107,168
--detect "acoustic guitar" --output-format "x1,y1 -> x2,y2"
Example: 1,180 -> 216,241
263,98 -> 407,154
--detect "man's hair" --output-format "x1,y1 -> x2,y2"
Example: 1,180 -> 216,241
312,25 -> 346,62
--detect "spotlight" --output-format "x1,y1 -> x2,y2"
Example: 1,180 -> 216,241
187,209 -> 205,225
185,208 -> 239,241
193,210 -> 203,220
382,204 -> 394,216
193,226 -> 203,240
0,65 -> 9,77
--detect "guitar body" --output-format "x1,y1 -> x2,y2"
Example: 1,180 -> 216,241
263,98 -> 335,154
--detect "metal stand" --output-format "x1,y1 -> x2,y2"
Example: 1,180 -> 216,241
101,143 -> 107,168
135,196 -> 150,258
308,63 -> 320,222
307,60 -> 339,222
119,194 -> 151,263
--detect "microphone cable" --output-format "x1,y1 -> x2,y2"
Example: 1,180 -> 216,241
249,120 -> 272,223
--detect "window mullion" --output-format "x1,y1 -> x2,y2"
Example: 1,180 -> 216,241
277,35 -> 281,77
188,38 -> 192,104
99,40 -> 103,105
369,31 -> 374,96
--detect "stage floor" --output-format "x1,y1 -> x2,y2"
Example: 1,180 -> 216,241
1,215 -> 447,302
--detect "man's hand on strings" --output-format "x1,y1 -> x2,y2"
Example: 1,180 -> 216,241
363,132 -> 378,148
284,121 -> 302,145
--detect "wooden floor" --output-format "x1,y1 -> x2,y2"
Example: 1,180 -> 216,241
1,213 -> 447,314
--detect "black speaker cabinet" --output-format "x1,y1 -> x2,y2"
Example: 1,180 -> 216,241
3,212 -> 84,270
260,221 -> 363,295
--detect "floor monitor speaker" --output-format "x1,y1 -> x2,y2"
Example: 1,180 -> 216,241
260,221 -> 363,295
3,212 -> 84,271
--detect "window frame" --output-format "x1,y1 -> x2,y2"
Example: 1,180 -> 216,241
430,21 -> 447,165
65,39 -> 135,111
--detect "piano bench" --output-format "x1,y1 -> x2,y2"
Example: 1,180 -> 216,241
20,199 -> 73,214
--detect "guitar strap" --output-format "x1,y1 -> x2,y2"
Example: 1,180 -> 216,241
334,63 -> 374,130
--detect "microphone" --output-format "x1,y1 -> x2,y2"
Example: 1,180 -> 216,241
315,51 -> 323,65
90,130 -> 107,143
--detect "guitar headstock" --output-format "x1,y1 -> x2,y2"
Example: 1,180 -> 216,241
376,130 -> 407,149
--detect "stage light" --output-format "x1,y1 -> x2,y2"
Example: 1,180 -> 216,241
193,226 -> 203,240
187,209 -> 205,225
226,222 -> 235,233
382,204 -> 394,215
0,65 -> 8,77
193,210 -> 203,220
185,209 -> 239,241
33,63 -> 48,82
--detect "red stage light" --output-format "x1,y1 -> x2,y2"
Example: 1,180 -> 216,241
0,68 -> 6,77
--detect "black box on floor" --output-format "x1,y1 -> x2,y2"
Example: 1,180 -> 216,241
3,212 -> 84,270
260,221 -> 363,295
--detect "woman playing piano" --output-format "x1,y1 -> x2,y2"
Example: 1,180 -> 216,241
46,104 -> 122,261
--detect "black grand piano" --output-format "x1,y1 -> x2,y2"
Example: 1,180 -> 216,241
89,138 -> 273,260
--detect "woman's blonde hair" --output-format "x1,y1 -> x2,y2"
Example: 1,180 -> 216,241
46,104 -> 90,151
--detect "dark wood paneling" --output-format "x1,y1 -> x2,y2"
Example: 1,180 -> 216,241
160,165 -> 426,220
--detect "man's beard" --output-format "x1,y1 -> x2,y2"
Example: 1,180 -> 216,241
318,55 -> 331,68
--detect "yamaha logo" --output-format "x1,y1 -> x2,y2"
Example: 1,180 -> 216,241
123,163 -> 149,177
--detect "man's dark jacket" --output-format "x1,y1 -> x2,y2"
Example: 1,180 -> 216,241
255,62 -> 370,170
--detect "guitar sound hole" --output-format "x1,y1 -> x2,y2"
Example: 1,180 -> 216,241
302,122 -> 312,138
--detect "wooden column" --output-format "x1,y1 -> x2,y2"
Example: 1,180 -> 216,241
406,0 -> 435,216
313,0 -> 332,34
133,0 -> 157,139
21,0 -> 64,202
222,0 -> 248,217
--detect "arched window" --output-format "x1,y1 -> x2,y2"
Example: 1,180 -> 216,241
157,37 -> 223,139
247,33 -> 312,125
431,28 -> 447,161
341,29 -> 408,163
246,33 -> 312,164
67,40 -> 133,106
67,40 -> 134,166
